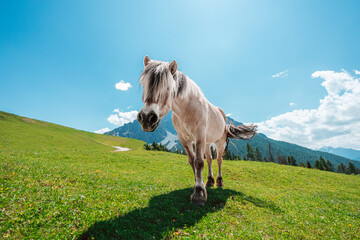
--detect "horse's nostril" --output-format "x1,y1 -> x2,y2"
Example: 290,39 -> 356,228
148,113 -> 158,124
137,112 -> 143,123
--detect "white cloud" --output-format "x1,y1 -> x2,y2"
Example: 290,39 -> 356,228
94,128 -> 110,134
289,102 -> 295,106
257,70 -> 360,149
272,70 -> 288,78
115,80 -> 132,91
354,70 -> 360,75
226,113 -> 232,117
107,109 -> 138,126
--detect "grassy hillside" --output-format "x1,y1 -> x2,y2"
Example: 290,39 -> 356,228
1,111 -> 360,239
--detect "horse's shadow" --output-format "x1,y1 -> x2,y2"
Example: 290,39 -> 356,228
78,188 -> 280,239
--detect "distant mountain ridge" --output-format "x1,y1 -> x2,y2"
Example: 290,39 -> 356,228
105,113 -> 360,168
319,146 -> 360,161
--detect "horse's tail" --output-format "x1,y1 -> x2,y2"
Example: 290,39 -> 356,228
224,119 -> 257,155
226,121 -> 257,140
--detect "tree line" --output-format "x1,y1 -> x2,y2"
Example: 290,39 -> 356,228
144,142 -> 359,175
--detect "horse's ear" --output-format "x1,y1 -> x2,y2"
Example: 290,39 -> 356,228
144,56 -> 150,67
169,60 -> 177,75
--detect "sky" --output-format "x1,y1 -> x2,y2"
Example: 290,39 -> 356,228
1,0 -> 360,150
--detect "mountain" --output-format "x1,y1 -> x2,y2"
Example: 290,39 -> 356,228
105,113 -> 360,168
319,146 -> 360,161
105,111 -> 180,149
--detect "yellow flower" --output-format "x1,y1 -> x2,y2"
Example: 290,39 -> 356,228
12,172 -> 15,175
349,224 -> 351,227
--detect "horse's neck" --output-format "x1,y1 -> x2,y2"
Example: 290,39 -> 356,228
171,76 -> 207,120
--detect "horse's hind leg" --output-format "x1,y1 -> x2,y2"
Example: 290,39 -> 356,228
205,144 -> 215,187
215,140 -> 225,187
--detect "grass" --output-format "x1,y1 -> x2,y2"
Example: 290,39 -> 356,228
1,110 -> 360,239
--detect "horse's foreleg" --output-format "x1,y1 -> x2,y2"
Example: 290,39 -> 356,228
184,145 -> 195,176
215,142 -> 224,187
190,140 -> 207,206
178,134 -> 195,177
205,145 -> 215,187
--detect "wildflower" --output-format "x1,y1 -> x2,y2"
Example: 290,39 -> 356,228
96,170 -> 99,173
349,224 -> 351,227
12,172 -> 15,175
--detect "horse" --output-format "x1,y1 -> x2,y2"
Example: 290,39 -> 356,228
137,56 -> 257,206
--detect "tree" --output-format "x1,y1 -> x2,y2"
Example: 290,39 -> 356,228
255,147 -> 262,161
246,143 -> 255,161
325,160 -> 334,172
151,141 -> 160,150
337,163 -> 346,173
306,160 -> 312,169
299,162 -> 305,167
319,157 -> 326,171
315,160 -> 320,169
348,162 -> 357,174
277,154 -> 287,165
144,143 -> 150,150
287,156 -> 297,166
268,143 -> 274,162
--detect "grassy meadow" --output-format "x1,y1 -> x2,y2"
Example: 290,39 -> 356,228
1,111 -> 360,239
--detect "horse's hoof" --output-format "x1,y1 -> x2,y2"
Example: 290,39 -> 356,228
216,177 -> 224,187
206,176 -> 215,187
190,186 -> 207,206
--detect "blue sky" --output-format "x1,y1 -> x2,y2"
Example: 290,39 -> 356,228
1,1 -> 360,149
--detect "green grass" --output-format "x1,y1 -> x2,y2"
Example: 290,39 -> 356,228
1,110 -> 360,239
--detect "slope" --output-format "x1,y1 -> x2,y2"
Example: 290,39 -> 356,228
1,111 -> 359,239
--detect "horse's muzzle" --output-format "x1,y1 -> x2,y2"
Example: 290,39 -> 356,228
137,110 -> 160,132
141,120 -> 160,132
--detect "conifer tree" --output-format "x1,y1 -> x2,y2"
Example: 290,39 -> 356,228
268,143 -> 274,162
246,143 -> 255,161
319,156 -> 326,171
325,160 -> 334,172
315,159 -> 320,169
337,163 -> 346,173
255,147 -> 262,161
306,160 -> 312,169
348,162 -> 357,174
287,156 -> 297,166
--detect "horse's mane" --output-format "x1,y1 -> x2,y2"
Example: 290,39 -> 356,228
139,60 -> 203,103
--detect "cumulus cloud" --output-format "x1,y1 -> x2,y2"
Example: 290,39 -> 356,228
226,113 -> 232,117
272,70 -> 288,78
354,70 -> 360,75
115,80 -> 132,91
94,128 -> 110,134
289,102 -> 295,107
257,70 -> 360,149
107,109 -> 138,126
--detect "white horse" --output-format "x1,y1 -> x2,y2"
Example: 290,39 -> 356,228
137,56 -> 256,206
